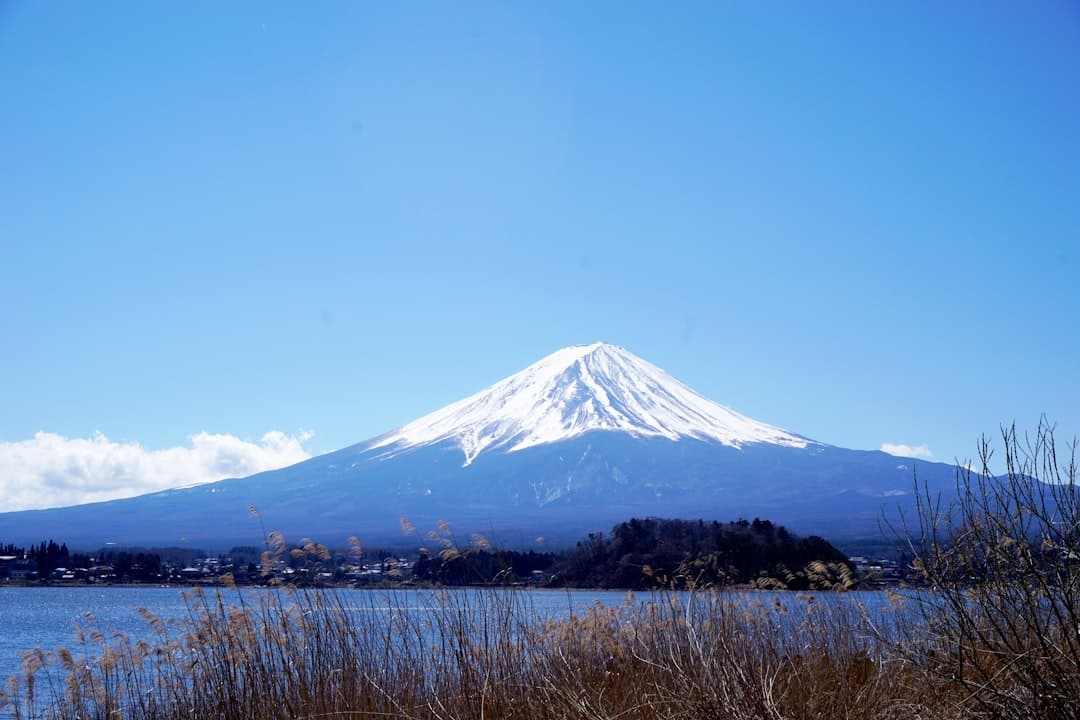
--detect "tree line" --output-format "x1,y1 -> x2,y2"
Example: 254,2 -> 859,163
0,539 -> 168,583
0,539 -> 92,576
412,516 -> 854,590
4,517 -> 854,590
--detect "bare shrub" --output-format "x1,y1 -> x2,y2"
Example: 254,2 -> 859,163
897,419 -> 1080,720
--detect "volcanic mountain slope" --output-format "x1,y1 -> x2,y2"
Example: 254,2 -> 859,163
0,343 -> 960,547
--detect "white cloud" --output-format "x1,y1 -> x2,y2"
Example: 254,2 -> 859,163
880,442 -> 934,460
0,430 -> 314,512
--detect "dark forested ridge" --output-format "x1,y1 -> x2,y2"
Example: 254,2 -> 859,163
556,517 -> 853,589
411,517 -> 855,590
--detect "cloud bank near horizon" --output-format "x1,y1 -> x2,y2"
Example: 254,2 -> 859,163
0,430 -> 314,512
880,442 -> 934,460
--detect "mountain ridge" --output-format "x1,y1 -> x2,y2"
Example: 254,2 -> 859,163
0,343 -> 960,548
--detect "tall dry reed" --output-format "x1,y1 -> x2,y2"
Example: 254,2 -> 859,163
1,586 -> 974,720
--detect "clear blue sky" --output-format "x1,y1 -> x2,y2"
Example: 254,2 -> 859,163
2,2 -> 1079,508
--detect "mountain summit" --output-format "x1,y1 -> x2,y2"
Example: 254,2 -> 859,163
367,342 -> 812,466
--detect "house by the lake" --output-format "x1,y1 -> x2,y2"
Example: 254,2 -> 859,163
0,555 -> 38,580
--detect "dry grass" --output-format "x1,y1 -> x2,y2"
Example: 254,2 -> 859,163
1,584 -> 1047,720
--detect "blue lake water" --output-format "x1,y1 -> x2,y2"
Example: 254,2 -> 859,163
0,585 -> 903,701
0,586 -> 630,683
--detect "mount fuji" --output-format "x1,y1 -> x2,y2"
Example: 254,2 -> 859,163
0,343 -> 959,547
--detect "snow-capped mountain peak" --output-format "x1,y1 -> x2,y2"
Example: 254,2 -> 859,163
367,342 -> 812,466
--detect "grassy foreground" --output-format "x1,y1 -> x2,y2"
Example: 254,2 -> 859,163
0,582 -> 1071,720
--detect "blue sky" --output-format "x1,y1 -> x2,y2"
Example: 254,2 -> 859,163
2,2 -> 1079,509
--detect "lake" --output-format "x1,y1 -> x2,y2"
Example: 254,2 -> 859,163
0,585 -> 904,703
5,586 -> 617,683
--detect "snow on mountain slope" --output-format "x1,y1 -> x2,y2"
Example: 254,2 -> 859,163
367,342 -> 814,465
